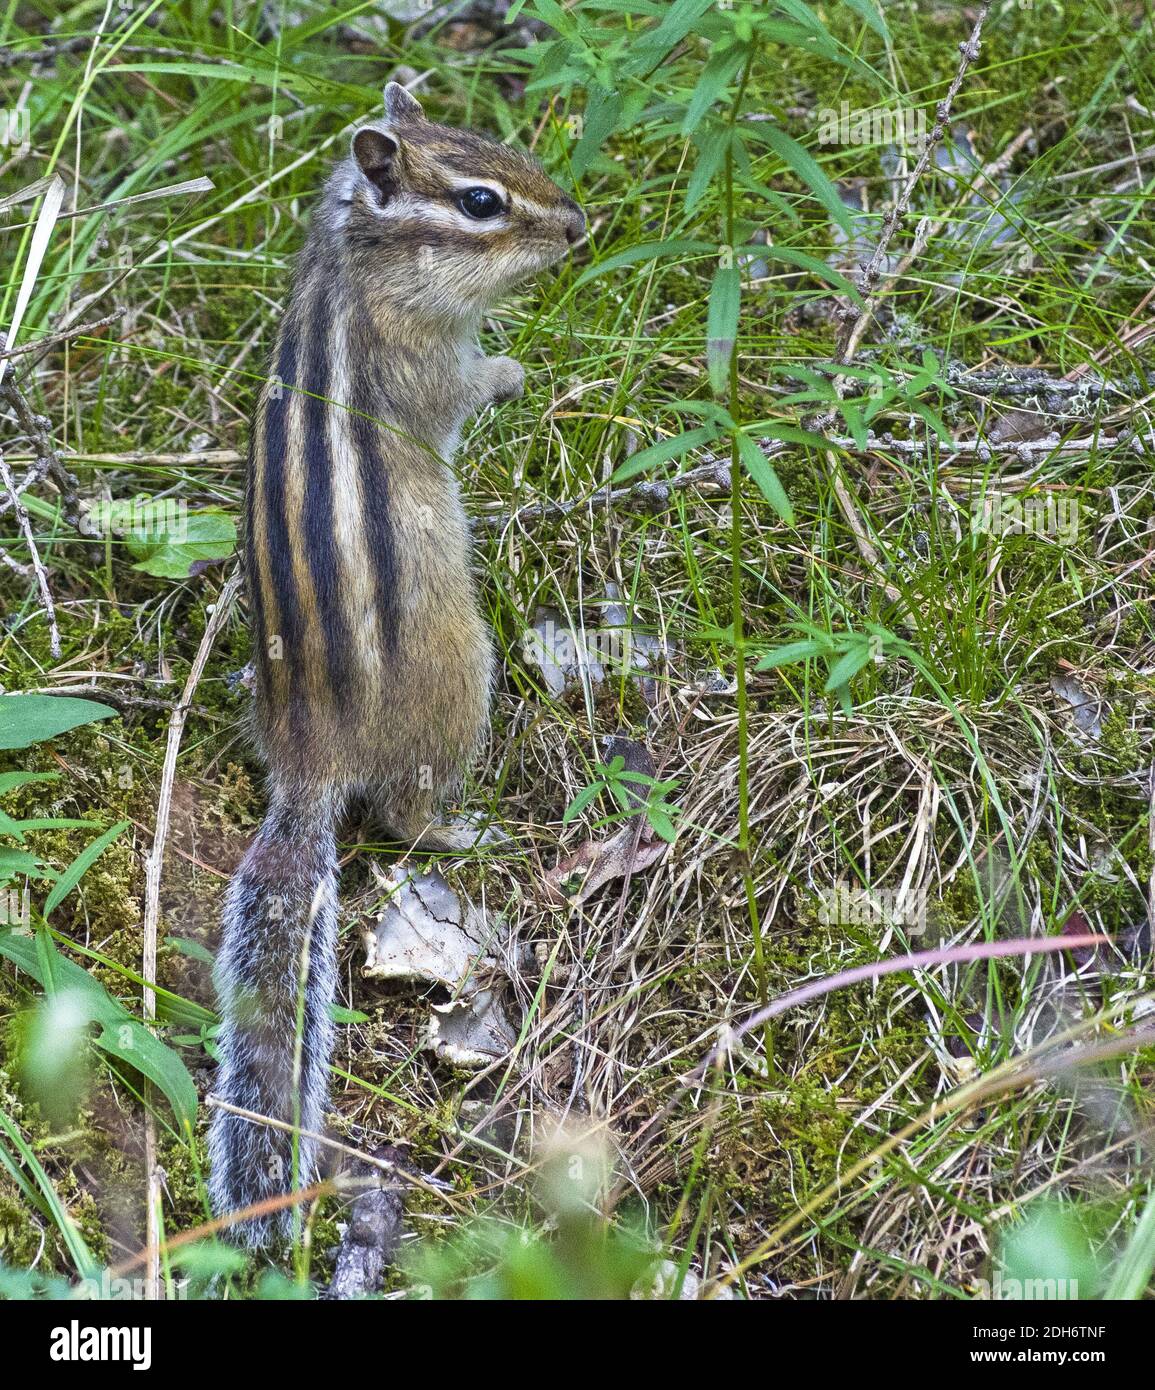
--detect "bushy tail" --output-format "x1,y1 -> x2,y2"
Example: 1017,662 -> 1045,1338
208,786 -> 340,1245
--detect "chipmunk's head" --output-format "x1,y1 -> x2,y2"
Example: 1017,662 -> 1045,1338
332,83 -> 584,325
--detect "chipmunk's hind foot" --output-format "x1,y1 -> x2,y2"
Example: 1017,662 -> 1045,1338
410,813 -> 508,852
380,795 -> 507,852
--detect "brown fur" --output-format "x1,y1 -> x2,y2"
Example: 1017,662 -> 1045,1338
247,82 -> 582,834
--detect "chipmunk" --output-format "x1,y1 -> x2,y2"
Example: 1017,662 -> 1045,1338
208,82 -> 584,1244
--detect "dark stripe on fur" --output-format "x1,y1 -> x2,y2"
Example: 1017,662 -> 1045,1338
299,280 -> 355,702
262,333 -> 303,723
243,436 -> 269,691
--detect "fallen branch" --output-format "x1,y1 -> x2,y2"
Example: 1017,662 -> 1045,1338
946,364 -> 1145,403
0,308 -> 125,367
0,38 -> 192,69
475,457 -> 731,530
0,447 -> 244,469
28,682 -> 213,716
835,430 -> 1135,463
475,429 -> 1137,532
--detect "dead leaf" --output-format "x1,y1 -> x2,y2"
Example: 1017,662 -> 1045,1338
544,824 -> 669,906
1050,671 -> 1105,741
362,869 -> 494,991
363,871 -> 521,1071
425,990 -> 517,1068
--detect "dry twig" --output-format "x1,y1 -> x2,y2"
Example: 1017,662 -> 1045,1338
0,451 -> 60,657
476,429 -> 1133,532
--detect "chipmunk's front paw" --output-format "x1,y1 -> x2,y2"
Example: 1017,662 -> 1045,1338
486,356 -> 525,403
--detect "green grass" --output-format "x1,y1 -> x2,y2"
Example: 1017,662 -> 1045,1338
0,0 -> 1153,1300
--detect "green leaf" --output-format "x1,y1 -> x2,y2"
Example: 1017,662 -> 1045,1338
127,510 -> 237,579
0,1109 -> 98,1278
736,432 -> 794,524
824,643 -> 873,693
622,0 -> 716,74
94,1018 -> 198,1133
329,1004 -> 370,1024
170,1240 -> 249,1280
4,934 -> 185,1160
573,238 -> 714,290
774,0 -> 833,39
755,639 -> 827,671
840,0 -> 890,43
571,85 -> 623,179
43,821 -> 129,918
0,695 -> 116,750
167,935 -> 215,967
766,245 -> 865,306
563,782 -> 603,824
5,926 -> 215,1029
753,125 -> 853,235
522,0 -> 576,39
11,818 -> 100,833
908,401 -> 954,444
666,399 -> 736,429
685,127 -> 733,213
681,44 -> 745,134
0,846 -> 43,878
1104,1190 -> 1155,1299
611,425 -> 718,484
736,173 -> 798,222
329,1006 -> 369,1028
104,62 -> 258,82
0,929 -> 125,1025
0,771 -> 59,796
706,266 -> 741,397
840,400 -> 868,450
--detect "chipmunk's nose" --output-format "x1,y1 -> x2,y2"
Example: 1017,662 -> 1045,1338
563,200 -> 586,244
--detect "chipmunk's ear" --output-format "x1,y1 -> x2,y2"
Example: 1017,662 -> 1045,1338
352,124 -> 401,201
383,81 -> 426,124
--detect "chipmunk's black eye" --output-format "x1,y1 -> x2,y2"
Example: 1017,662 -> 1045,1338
457,186 -> 504,219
